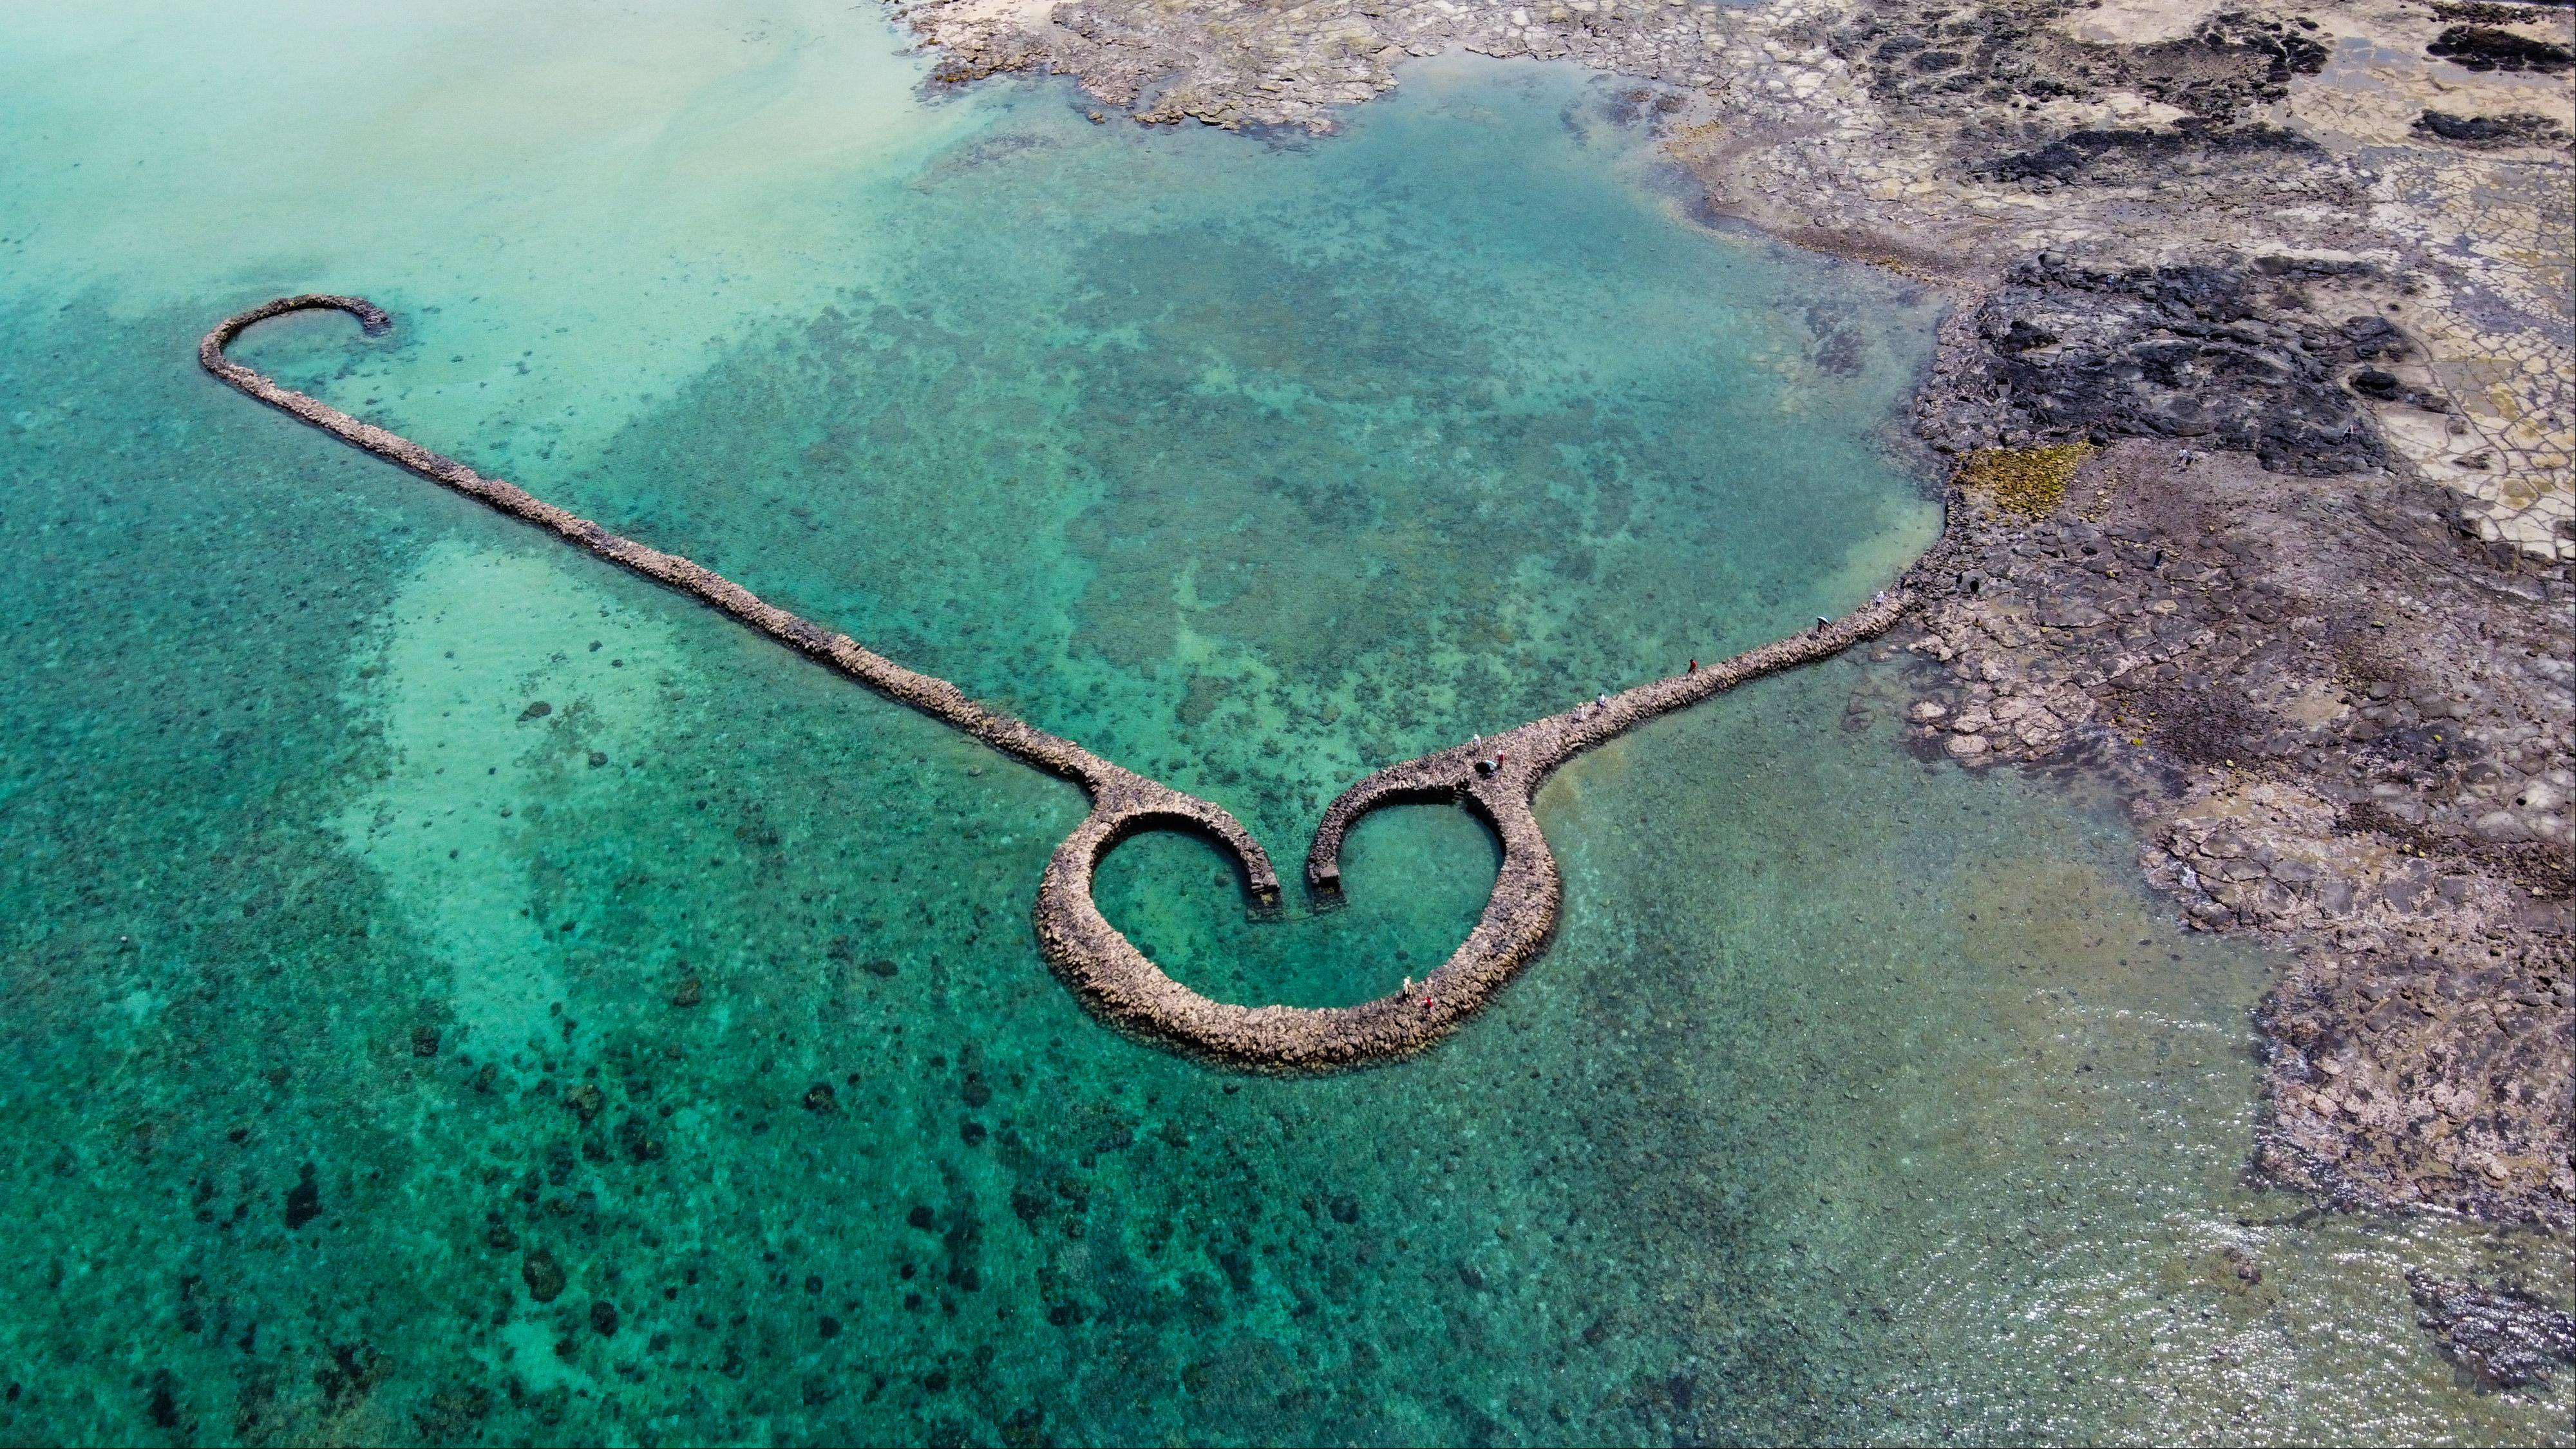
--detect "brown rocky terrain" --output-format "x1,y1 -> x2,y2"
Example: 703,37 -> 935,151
884,0 -> 2574,1228
1895,437 -> 2571,1224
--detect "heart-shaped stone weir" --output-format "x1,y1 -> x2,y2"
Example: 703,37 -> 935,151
1093,808 -> 1497,1009
204,294 -> 1915,1072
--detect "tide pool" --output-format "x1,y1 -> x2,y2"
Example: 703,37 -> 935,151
0,1 -> 2565,1443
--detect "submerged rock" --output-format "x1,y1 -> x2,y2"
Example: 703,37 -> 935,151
283,1164 -> 321,1230
2412,109 -> 2571,148
522,1248 -> 566,1303
2408,1272 -> 2576,1387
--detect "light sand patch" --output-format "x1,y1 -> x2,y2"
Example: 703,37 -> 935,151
2052,0 -> 2222,46
2025,90 -> 2197,131
334,540 -> 682,1065
1815,493 -> 1944,612
944,0 -> 1061,28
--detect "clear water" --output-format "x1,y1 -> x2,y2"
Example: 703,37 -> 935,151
1,2 -> 2567,1443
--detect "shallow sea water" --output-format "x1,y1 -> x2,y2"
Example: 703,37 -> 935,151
3,1 -> 2570,1443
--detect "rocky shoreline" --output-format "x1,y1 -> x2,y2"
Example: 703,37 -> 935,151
1893,437 -> 2570,1226
889,0 -> 2573,1225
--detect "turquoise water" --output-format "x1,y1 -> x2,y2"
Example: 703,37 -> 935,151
2,2 -> 2568,1443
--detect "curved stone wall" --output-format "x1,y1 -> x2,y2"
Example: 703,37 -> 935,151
205,295 -> 1913,1071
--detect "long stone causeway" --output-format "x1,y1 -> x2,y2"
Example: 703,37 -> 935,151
205,294 -> 1915,1071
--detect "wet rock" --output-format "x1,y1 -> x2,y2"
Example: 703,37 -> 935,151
1961,259 -> 2389,475
1981,126 -> 2322,189
1946,732 -> 1991,759
2427,24 -> 2573,72
284,1163 -> 321,1230
2407,1272 -> 2576,1387
522,1248 -> 567,1303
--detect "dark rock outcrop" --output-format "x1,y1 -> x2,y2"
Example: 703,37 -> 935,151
2412,108 -> 2574,146
1959,257 -> 2394,475
2408,1272 -> 2576,1387
2428,24 -> 2575,71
